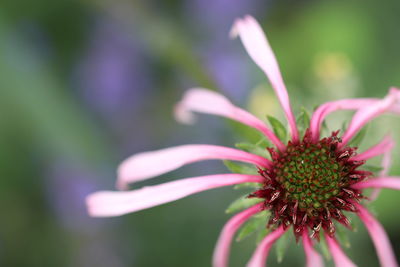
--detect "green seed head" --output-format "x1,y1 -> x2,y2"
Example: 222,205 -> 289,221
275,142 -> 342,211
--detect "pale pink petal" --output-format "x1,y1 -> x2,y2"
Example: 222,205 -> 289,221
302,232 -> 324,267
341,88 -> 400,147
370,146 -> 394,200
213,203 -> 264,267
231,15 -> 299,142
117,144 -> 271,190
350,135 -> 394,162
87,174 -> 264,217
389,87 -> 400,114
310,98 -> 378,142
325,235 -> 357,267
352,202 -> 398,267
175,88 -> 285,151
246,225 -> 286,267
352,177 -> 400,190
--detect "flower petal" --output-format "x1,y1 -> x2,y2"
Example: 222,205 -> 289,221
325,235 -> 357,267
87,174 -> 264,217
231,15 -> 299,142
352,202 -> 398,267
213,203 -> 264,267
117,144 -> 271,190
302,232 -> 324,267
352,177 -> 400,190
246,225 -> 286,267
350,135 -> 394,162
175,88 -> 285,151
340,88 -> 400,147
310,98 -> 378,142
370,146 -> 394,200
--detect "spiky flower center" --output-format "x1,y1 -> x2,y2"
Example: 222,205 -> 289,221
252,130 -> 370,240
276,142 -> 341,211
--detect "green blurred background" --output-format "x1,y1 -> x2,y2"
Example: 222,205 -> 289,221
0,0 -> 399,266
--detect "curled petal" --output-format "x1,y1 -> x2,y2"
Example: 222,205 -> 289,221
325,235 -> 357,267
370,145 -> 394,200
175,88 -> 285,151
213,203 -> 264,267
117,144 -> 271,190
350,135 -> 395,200
352,177 -> 400,190
231,15 -> 298,142
302,232 -> 324,267
246,225 -> 286,267
309,98 -> 378,142
341,88 -> 400,147
352,202 -> 398,267
87,174 -> 264,217
350,135 -> 394,162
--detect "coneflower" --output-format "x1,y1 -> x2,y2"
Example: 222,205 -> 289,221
86,15 -> 400,267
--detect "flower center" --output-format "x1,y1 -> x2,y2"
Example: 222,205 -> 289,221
252,130 -> 370,240
275,142 -> 341,211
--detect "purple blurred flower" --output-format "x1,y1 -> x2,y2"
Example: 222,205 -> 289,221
76,16 -> 156,152
185,0 -> 267,103
46,158 -> 124,267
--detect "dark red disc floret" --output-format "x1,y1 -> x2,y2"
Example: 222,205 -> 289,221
250,129 -> 371,241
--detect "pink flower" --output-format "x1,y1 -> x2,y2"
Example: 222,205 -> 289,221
86,15 -> 400,267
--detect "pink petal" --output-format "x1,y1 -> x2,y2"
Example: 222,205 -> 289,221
175,88 -> 285,151
246,225 -> 286,267
87,174 -> 264,217
310,98 -> 378,142
340,89 -> 400,147
350,135 -> 394,162
325,235 -> 357,267
117,144 -> 272,190
352,177 -> 400,190
231,15 -> 299,142
213,203 -> 264,267
370,145 -> 394,200
302,232 -> 324,267
352,202 -> 398,267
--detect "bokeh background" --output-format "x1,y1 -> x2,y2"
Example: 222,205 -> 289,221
1,0 -> 400,266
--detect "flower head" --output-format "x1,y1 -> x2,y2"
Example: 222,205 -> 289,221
86,15 -> 400,267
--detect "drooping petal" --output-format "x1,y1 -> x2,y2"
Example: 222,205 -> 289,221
350,135 -> 394,162
340,88 -> 400,147
352,202 -> 398,267
175,88 -> 285,151
352,177 -> 400,190
231,15 -> 299,142
302,232 -> 324,267
370,146 -> 394,200
325,235 -> 357,267
87,174 -> 264,217
213,203 -> 264,267
117,144 -> 271,190
309,98 -> 378,141
246,225 -> 286,267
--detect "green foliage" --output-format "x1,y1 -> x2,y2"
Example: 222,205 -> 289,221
318,233 -> 332,260
223,160 -> 259,175
229,120 -> 266,144
267,115 -> 287,142
348,123 -> 369,147
256,226 -> 270,244
275,230 -> 292,263
225,194 -> 263,214
233,182 -> 260,190
335,224 -> 351,248
362,165 -> 384,173
235,142 -> 269,158
296,107 -> 311,137
236,210 -> 270,242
